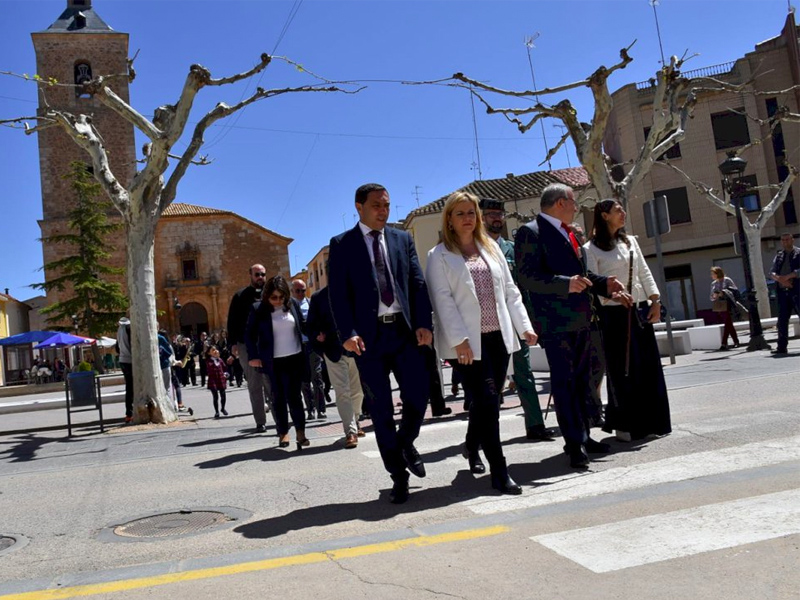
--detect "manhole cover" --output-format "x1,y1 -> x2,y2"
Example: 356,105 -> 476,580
114,510 -> 228,538
0,537 -> 15,551
0,534 -> 28,557
100,507 -> 251,543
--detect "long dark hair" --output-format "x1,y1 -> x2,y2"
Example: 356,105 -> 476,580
591,199 -> 630,251
263,275 -> 291,313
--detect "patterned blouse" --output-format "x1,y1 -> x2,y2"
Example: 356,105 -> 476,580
465,254 -> 501,333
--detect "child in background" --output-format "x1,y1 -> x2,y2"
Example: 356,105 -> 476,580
206,346 -> 228,418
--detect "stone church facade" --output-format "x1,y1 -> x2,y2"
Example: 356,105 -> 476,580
31,1 -> 291,336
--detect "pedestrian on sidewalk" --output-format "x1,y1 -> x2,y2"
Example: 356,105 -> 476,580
710,267 -> 741,351
206,346 -> 228,419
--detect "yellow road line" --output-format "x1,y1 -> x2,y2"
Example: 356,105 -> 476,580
1,525 -> 510,600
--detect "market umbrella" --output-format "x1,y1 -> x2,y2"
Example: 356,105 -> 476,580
33,332 -> 96,349
96,336 -> 117,348
0,330 -> 61,346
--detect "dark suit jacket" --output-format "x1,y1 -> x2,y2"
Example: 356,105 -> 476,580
515,214 -> 610,337
328,224 -> 432,349
771,246 -> 800,294
245,298 -> 310,381
306,287 -> 345,362
227,285 -> 263,346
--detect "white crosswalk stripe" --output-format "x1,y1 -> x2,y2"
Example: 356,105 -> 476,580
532,489 -> 800,573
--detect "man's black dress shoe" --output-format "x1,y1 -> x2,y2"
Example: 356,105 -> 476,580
491,474 -> 522,495
461,445 -> 486,474
432,407 -> 452,417
526,425 -> 556,441
403,445 -> 426,478
389,479 -> 410,504
585,439 -> 611,454
567,446 -> 590,469
254,424 -> 267,433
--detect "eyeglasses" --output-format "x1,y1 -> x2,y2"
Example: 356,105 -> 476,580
483,211 -> 505,218
253,272 -> 266,277
292,288 -> 306,294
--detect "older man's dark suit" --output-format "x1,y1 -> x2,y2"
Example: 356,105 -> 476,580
515,215 -> 610,450
328,224 -> 432,480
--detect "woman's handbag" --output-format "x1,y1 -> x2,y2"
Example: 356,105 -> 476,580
712,298 -> 728,312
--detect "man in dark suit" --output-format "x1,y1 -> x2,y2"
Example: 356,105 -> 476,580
515,183 -> 625,468
328,183 -> 433,503
769,232 -> 800,354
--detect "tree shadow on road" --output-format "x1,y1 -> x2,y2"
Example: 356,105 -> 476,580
0,433 -> 106,463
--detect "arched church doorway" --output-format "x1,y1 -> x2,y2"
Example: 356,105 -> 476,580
179,302 -> 209,338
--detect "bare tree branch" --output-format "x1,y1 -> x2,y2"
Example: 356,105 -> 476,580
755,163 -> 799,228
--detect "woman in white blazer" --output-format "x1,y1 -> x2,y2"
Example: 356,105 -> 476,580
584,199 -> 672,442
426,191 -> 537,495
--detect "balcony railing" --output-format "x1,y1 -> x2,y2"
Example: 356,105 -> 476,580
636,61 -> 738,92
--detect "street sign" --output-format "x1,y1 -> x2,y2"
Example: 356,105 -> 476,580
644,195 -> 671,238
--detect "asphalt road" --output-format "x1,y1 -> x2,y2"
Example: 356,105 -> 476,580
1,338 -> 798,600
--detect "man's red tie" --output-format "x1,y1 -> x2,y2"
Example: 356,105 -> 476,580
561,222 -> 581,257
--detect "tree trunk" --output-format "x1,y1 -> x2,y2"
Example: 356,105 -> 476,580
127,216 -> 176,424
744,224 -> 771,319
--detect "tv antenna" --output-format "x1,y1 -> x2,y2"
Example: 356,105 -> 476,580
525,33 -> 552,171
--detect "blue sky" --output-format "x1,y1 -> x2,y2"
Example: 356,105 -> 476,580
0,0 -> 792,301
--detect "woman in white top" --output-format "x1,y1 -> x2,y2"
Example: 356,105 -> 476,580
246,275 -> 310,450
585,199 -> 672,442
426,191 -> 537,495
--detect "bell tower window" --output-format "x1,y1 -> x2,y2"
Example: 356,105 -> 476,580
74,62 -> 92,98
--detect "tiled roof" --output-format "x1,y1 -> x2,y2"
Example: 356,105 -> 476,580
162,203 -> 293,243
407,167 -> 590,219
163,203 -> 229,217
41,4 -> 116,33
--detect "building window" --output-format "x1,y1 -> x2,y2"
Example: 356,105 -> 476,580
182,259 -> 198,281
653,186 -> 692,224
711,109 -> 750,150
643,127 -> 681,160
74,62 -> 92,98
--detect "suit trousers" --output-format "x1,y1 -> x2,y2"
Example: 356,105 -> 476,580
454,330 -> 510,475
236,342 -> 272,427
271,352 -> 307,436
511,343 -> 545,428
541,329 -> 593,449
355,319 -> 429,478
301,345 -> 326,414
776,289 -> 800,351
324,354 -> 364,436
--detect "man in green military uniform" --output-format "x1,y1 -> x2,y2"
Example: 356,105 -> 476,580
480,198 -> 555,441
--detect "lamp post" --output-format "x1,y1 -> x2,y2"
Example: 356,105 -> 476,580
173,296 -> 182,334
718,152 -> 770,351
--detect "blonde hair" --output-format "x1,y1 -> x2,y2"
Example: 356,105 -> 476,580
441,191 -> 501,260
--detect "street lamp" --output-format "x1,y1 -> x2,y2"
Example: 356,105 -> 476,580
718,151 -> 771,351
71,314 -> 79,334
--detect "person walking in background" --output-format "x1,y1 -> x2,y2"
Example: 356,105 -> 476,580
515,183 -> 625,469
307,285 -> 365,449
480,197 -> 554,442
246,276 -> 310,450
426,191 -> 536,495
328,183 -> 433,504
194,332 -> 209,387
228,264 -> 273,433
206,345 -> 228,419
769,232 -> 800,355
710,266 -> 741,351
116,317 -> 133,423
585,199 -> 671,442
291,278 -> 327,420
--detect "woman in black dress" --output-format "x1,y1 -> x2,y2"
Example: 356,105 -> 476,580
584,199 -> 672,442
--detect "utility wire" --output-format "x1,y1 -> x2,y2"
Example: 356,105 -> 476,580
204,0 -> 304,151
